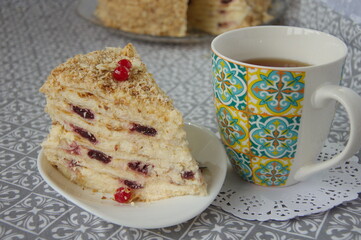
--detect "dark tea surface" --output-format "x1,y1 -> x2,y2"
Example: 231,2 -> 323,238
241,58 -> 311,67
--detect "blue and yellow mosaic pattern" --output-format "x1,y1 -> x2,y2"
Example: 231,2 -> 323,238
212,53 -> 305,186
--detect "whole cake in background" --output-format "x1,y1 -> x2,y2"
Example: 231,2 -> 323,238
95,0 -> 273,37
40,43 -> 207,203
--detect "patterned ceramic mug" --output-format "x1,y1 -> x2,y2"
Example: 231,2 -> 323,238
211,26 -> 361,187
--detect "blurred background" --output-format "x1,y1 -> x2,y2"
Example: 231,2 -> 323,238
1,0 -> 361,239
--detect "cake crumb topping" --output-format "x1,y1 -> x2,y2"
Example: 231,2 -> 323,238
40,44 -> 173,108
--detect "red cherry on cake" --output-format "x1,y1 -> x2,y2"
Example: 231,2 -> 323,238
118,59 -> 132,69
113,59 -> 132,81
113,66 -> 129,81
114,187 -> 132,203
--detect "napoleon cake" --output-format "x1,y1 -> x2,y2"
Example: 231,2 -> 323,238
40,44 -> 207,203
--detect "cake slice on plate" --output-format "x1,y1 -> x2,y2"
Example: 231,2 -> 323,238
40,44 -> 207,202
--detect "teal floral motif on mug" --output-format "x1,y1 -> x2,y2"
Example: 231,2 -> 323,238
255,161 -> 290,186
250,116 -> 300,158
226,146 -> 253,183
250,71 -> 304,114
216,106 -> 246,146
212,53 -> 247,110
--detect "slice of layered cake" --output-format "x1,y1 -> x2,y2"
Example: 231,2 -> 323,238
187,0 -> 273,35
40,44 -> 207,202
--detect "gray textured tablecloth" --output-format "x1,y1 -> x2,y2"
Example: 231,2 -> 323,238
1,0 -> 360,239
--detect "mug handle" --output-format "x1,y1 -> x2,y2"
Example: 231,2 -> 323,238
294,85 -> 361,181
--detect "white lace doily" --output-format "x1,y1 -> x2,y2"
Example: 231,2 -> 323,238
212,141 -> 361,221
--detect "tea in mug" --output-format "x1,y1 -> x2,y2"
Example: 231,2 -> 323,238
241,58 -> 311,68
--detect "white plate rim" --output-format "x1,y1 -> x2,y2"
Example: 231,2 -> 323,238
37,122 -> 228,229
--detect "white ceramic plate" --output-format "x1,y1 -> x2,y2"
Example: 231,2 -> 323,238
77,0 -> 286,43
37,123 -> 228,229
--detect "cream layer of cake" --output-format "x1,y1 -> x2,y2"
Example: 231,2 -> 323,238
44,151 -> 203,201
